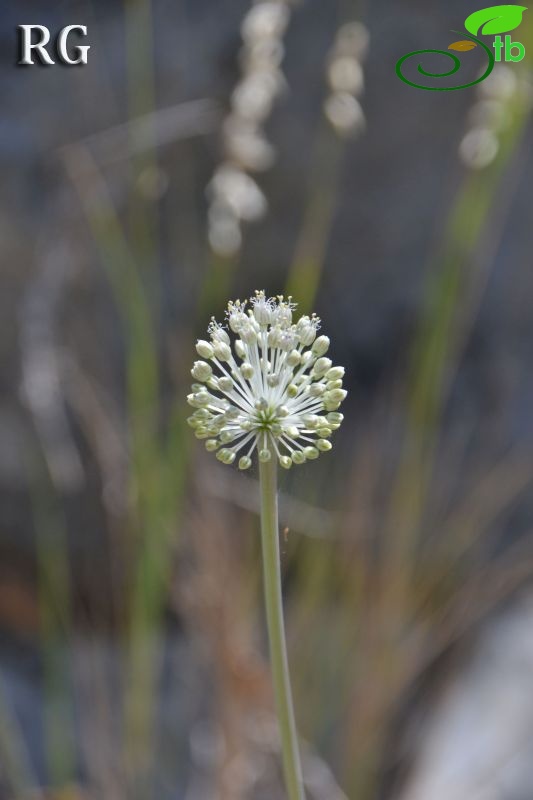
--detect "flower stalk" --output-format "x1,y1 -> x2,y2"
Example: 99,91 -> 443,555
187,291 -> 347,800
259,456 -> 305,800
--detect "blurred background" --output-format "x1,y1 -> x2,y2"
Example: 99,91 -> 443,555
2,0 -> 533,798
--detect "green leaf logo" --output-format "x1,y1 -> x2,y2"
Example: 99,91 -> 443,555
465,5 -> 527,36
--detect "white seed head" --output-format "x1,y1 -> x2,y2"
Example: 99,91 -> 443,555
188,292 -> 347,468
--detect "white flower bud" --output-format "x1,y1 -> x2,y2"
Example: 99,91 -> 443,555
268,327 -> 283,348
326,388 -> 347,404
304,446 -> 319,460
213,341 -> 232,361
285,425 -> 299,438
286,349 -> 301,367
253,296 -> 273,325
229,311 -> 247,333
313,358 -> 332,377
240,324 -> 258,345
241,362 -> 254,380
196,339 -> 214,359
309,383 -> 326,397
274,302 -> 293,327
297,321 -> 317,346
279,332 -> 297,351
194,391 -> 211,407
218,377 -> 233,392
312,336 -> 330,356
210,326 -> 230,345
326,366 -> 345,381
191,361 -> 213,382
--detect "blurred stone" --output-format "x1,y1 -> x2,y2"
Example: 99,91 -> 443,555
399,595 -> 533,800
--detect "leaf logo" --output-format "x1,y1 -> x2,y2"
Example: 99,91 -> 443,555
448,40 -> 478,50
396,4 -> 527,90
464,4 -> 527,36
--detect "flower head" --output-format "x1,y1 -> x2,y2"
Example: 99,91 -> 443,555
187,291 -> 347,470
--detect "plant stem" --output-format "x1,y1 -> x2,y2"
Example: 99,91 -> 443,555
259,457 -> 305,800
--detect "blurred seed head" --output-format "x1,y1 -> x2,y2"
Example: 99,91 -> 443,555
327,56 -> 364,96
479,66 -> 518,101
459,128 -> 499,169
209,164 -> 268,221
224,117 -> 277,171
324,93 -> 366,137
208,204 -> 242,257
241,2 -> 290,43
324,20 -> 369,137
207,0 -> 294,255
240,38 -> 285,71
467,99 -> 510,133
333,21 -> 370,60
232,70 -> 284,122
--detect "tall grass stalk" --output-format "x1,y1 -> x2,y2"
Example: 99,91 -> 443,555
259,457 -> 305,800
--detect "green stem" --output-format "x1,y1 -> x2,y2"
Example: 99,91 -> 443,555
259,457 -> 305,800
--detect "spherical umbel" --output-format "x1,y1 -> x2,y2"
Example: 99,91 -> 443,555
187,291 -> 347,469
